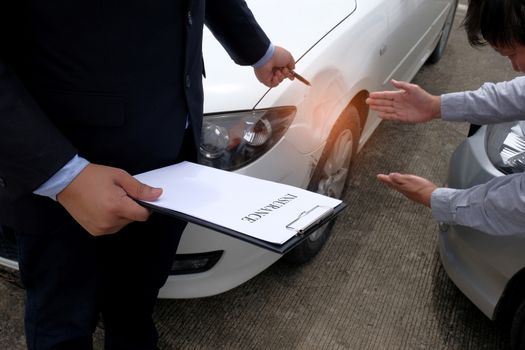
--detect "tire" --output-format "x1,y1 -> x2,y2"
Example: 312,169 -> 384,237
427,0 -> 458,64
284,105 -> 360,263
511,299 -> 525,350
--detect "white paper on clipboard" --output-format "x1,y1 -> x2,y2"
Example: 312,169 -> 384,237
134,161 -> 343,245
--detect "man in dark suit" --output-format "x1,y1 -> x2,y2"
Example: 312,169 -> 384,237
0,1 -> 295,349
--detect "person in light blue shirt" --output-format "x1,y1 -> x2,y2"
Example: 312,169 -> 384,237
366,0 -> 525,236
369,77 -> 525,236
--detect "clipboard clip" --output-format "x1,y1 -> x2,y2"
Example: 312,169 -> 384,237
286,205 -> 334,235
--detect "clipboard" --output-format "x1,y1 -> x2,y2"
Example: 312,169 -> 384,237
140,201 -> 347,254
134,162 -> 347,254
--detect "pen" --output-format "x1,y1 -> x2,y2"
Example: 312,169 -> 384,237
291,70 -> 311,86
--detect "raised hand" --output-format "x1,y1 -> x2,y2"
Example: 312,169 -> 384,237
366,80 -> 441,123
377,172 -> 437,207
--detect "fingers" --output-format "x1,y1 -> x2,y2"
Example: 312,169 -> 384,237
368,91 -> 401,101
367,80 -> 412,101
274,45 -> 296,70
388,173 -> 432,185
117,171 -> 162,201
95,183 -> 153,232
377,173 -> 415,191
365,102 -> 406,121
268,78 -> 279,88
254,46 -> 296,87
286,59 -> 296,71
273,69 -> 286,85
377,173 -> 391,182
377,174 -> 391,186
366,97 -> 395,107
391,79 -> 414,91
119,195 -> 153,222
368,104 -> 396,113
366,80 -> 412,106
377,173 -> 416,186
367,105 -> 402,120
376,172 -> 436,207
366,91 -> 405,118
113,171 -> 161,223
276,67 -> 294,82
386,172 -> 406,184
281,67 -> 292,78
376,173 -> 399,187
391,79 -> 406,89
265,67 -> 293,87
57,164 -> 159,236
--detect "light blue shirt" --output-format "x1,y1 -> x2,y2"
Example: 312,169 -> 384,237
33,155 -> 90,200
431,76 -> 525,236
253,43 -> 274,69
34,43 -> 275,200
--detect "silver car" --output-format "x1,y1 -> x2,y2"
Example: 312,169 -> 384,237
442,122 -> 525,347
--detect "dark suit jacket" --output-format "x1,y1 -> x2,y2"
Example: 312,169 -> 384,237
0,0 -> 270,234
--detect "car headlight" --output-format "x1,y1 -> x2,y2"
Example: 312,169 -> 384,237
486,121 -> 525,174
199,107 -> 296,170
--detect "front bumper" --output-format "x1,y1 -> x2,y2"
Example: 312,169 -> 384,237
158,137 -> 320,299
159,223 -> 282,298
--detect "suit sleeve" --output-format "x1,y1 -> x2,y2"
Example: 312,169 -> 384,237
0,60 -> 77,199
204,0 -> 271,66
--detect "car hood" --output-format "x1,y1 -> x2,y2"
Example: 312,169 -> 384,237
203,0 -> 357,113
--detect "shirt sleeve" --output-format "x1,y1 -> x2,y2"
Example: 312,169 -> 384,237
441,76 -> 525,124
431,172 -> 525,236
252,43 -> 274,68
33,155 -> 90,201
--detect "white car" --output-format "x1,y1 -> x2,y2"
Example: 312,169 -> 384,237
0,0 -> 458,298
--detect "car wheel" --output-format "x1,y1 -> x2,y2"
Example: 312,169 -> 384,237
284,105 -> 360,263
427,0 -> 458,64
511,299 -> 525,350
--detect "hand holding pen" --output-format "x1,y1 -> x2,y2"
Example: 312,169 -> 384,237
290,70 -> 311,86
269,66 -> 312,87
253,45 -> 311,88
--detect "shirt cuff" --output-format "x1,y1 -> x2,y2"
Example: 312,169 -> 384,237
33,155 -> 90,201
252,43 -> 275,69
440,92 -> 468,122
430,187 -> 460,224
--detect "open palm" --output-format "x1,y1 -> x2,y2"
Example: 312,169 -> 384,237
366,80 -> 441,123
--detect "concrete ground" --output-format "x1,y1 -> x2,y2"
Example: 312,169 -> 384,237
0,1 -> 520,349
